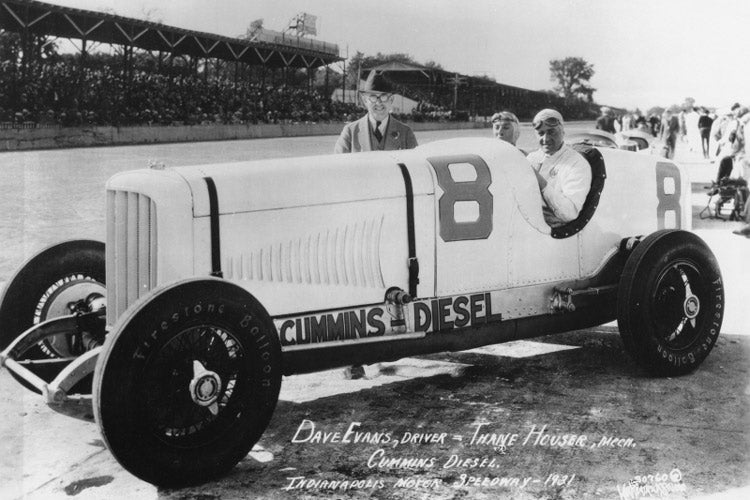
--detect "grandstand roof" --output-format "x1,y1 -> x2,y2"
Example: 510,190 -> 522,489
0,0 -> 342,68
364,62 -> 550,97
369,61 -> 433,78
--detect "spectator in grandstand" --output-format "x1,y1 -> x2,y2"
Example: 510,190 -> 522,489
595,107 -> 617,134
527,109 -> 592,227
333,71 -> 418,154
491,111 -> 520,146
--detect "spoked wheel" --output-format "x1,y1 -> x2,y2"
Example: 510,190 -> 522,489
94,278 -> 282,487
0,240 -> 105,391
618,230 -> 724,376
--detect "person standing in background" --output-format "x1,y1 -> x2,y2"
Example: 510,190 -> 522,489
714,104 -> 744,180
595,107 -> 617,134
660,110 -> 681,159
680,98 -> 701,153
698,108 -> 714,159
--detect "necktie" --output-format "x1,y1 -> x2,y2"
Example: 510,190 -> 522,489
374,122 -> 383,142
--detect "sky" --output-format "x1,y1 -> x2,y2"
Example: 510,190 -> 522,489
39,0 -> 750,110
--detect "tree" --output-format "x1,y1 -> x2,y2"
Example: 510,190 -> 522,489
549,57 -> 595,102
240,19 -> 264,40
345,52 -> 419,89
646,106 -> 665,117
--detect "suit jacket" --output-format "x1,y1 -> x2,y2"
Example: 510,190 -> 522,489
334,115 -> 418,153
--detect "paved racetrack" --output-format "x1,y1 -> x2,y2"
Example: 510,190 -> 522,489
0,125 -> 748,499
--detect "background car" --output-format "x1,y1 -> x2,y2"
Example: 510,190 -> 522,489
618,129 -> 656,153
566,129 -> 638,151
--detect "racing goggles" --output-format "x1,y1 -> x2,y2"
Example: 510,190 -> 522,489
491,112 -> 519,124
361,92 -> 394,104
533,116 -> 562,129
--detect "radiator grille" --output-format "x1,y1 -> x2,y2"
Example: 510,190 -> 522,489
106,190 -> 157,324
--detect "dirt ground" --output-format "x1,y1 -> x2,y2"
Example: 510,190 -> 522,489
0,130 -> 748,499
1,329 -> 747,500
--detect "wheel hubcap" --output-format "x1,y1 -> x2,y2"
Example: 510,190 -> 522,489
652,261 -> 705,348
683,295 -> 700,319
189,360 -> 222,415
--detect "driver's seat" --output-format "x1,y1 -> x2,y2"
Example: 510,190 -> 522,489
551,145 -> 606,239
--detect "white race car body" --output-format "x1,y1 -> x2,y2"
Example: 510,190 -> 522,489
105,138 -> 689,369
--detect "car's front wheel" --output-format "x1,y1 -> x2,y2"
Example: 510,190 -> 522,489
93,278 -> 282,487
0,240 -> 105,355
617,230 -> 724,376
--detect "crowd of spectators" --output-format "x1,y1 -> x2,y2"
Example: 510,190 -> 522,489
0,60 -> 473,128
0,61 -> 366,128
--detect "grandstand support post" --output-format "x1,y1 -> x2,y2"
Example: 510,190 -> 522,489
19,26 -> 30,81
121,44 -> 132,84
324,64 -> 329,98
341,59 -> 346,104
356,63 -> 361,94
79,38 -> 88,75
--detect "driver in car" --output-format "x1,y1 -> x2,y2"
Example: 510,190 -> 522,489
527,109 -> 592,227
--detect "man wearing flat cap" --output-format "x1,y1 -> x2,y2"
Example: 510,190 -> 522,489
491,111 -> 520,146
527,109 -> 592,227
333,71 -> 418,154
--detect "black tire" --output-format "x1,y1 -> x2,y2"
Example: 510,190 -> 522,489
0,239 -> 105,356
93,278 -> 282,487
617,230 -> 724,376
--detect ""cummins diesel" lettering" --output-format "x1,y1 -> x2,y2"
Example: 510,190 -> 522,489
276,292 -> 503,347
279,308 -> 386,347
413,292 -> 502,333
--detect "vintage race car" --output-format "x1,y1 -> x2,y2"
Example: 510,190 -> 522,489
0,138 -> 723,487
618,128 -> 657,153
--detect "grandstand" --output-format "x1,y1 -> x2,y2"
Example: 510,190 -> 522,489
0,0 -> 595,131
0,0 -> 357,127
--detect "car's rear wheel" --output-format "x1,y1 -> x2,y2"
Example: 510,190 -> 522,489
93,278 -> 282,487
617,230 -> 723,376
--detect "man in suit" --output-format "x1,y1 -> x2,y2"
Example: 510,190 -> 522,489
334,72 -> 417,380
334,71 -> 418,154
